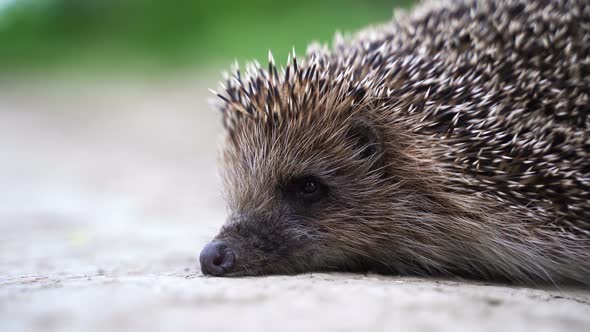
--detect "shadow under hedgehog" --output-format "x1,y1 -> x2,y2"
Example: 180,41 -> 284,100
200,0 -> 590,285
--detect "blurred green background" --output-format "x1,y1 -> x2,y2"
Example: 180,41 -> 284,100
0,0 -> 414,76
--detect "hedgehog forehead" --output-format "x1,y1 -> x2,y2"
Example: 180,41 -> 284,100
226,109 -> 350,166
220,109 -> 357,196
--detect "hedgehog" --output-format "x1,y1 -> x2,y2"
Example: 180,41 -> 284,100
199,0 -> 590,285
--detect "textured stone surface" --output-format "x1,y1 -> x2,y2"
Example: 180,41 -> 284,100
1,80 -> 589,332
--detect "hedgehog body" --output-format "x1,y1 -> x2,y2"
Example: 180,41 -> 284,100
200,0 -> 590,285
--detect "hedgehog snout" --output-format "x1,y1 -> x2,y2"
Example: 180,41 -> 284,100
199,241 -> 236,276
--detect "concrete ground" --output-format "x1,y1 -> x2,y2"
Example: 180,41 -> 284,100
1,79 -> 589,332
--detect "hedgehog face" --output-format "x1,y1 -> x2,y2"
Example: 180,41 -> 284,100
199,110 -> 397,276
198,51 -> 448,276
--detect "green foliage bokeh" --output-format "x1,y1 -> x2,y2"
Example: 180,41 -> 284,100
0,0 -> 414,74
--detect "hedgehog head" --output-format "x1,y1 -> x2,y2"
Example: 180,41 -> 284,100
199,50 -> 447,277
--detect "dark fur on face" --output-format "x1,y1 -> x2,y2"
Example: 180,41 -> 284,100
203,0 -> 590,285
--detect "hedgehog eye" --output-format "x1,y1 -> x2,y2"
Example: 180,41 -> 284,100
283,176 -> 326,203
302,179 -> 318,194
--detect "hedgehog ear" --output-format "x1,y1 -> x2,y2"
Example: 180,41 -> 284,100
347,119 -> 383,164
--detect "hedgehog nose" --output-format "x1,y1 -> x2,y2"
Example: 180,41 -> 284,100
199,241 -> 235,276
